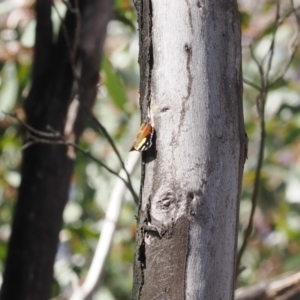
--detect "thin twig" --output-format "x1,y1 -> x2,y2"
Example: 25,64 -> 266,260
269,6 -> 300,88
70,152 -> 140,300
4,112 -> 60,138
62,0 -> 78,13
237,1 -> 300,276
73,145 -> 138,203
278,3 -> 300,25
268,38 -> 300,88
236,94 -> 266,274
6,110 -> 138,202
23,133 -> 138,202
243,78 -> 261,91
250,44 -> 264,90
38,3 -> 139,204
53,0 -> 134,189
264,0 -> 280,82
291,0 -> 300,24
89,114 -> 137,202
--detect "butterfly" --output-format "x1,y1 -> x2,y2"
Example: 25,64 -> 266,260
130,123 -> 154,152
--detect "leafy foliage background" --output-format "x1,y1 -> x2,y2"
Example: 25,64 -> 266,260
1,0 -> 300,299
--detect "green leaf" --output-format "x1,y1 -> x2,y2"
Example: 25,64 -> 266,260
240,11 -> 250,29
102,56 -> 129,113
113,0 -> 136,31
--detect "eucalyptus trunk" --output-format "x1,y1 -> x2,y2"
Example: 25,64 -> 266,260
0,1 -> 112,300
132,1 -> 246,299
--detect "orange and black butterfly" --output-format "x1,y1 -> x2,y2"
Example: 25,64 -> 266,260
130,123 -> 154,152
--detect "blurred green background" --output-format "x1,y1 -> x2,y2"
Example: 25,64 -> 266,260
1,0 -> 300,299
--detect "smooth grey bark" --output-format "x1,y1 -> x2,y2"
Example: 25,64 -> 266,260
132,1 -> 246,299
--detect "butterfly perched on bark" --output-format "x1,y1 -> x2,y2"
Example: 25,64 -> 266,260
130,123 -> 154,152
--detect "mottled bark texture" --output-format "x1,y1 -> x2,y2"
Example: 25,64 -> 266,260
0,1 -> 112,300
132,1 -> 246,299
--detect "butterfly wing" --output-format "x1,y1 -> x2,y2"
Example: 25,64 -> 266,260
130,123 -> 154,152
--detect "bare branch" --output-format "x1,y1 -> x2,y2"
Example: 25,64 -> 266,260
280,2 -> 300,25
237,1 -> 297,275
7,111 -> 139,203
89,114 -> 138,204
236,270 -> 300,300
264,0 -> 280,83
243,78 -> 261,91
4,112 -> 60,138
61,0 -> 78,13
268,10 -> 300,88
73,143 -> 139,203
70,152 -> 140,300
250,44 -> 264,89
236,93 -> 266,274
23,132 -> 138,202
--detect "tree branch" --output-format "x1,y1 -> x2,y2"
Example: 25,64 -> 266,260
243,78 -> 261,91
6,111 -> 139,203
237,1 -> 300,278
70,152 -> 140,300
235,271 -> 300,300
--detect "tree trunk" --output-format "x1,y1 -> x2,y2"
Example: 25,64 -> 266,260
0,1 -> 112,300
132,1 -> 246,299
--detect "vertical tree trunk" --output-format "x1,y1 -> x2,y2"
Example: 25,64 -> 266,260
0,1 -> 112,300
132,1 -> 246,299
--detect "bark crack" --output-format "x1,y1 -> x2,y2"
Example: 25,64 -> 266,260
184,44 -> 193,100
138,0 -> 154,123
185,0 -> 194,34
179,44 -> 194,131
147,0 -> 154,119
133,1 -> 154,297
